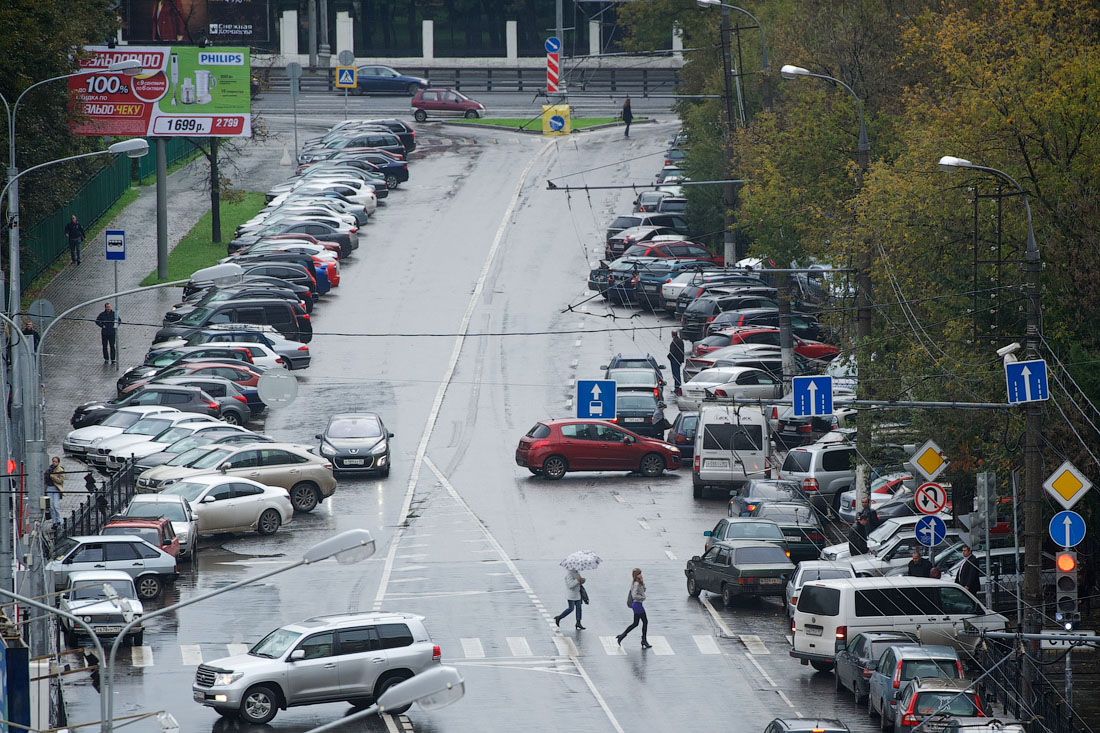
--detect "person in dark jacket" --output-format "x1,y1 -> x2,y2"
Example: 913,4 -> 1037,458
668,330 -> 684,393
848,516 -> 869,556
956,545 -> 982,595
95,302 -> 120,363
64,214 -> 85,264
857,496 -> 881,532
621,97 -> 633,137
907,549 -> 933,578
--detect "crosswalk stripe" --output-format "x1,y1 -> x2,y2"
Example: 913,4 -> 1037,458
180,645 -> 203,666
648,636 -> 674,655
600,636 -> 626,655
228,643 -> 250,656
131,646 -> 154,667
506,637 -> 532,657
740,634 -> 770,655
553,636 -> 578,656
693,635 -> 721,655
460,638 -> 485,658
386,577 -> 428,583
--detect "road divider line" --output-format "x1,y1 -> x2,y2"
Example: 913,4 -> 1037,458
386,576 -> 428,583
370,138 -> 556,613
227,643 -> 249,656
700,596 -> 734,637
648,636 -> 674,655
776,690 -> 797,710
461,638 -> 486,658
382,713 -> 400,733
664,550 -> 677,560
638,519 -> 650,530
394,565 -> 427,572
740,634 -> 770,655
131,646 -> 153,667
507,637 -> 533,657
693,635 -> 721,655
180,645 -> 203,666
745,652 -> 778,687
599,636 -> 627,656
613,493 -> 624,503
785,635 -> 793,646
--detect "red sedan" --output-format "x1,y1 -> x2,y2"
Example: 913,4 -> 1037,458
694,327 -> 839,361
515,418 -> 682,480
622,241 -> 724,266
121,361 -> 263,395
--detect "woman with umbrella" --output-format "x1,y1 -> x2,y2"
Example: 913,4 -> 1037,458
555,551 -> 600,631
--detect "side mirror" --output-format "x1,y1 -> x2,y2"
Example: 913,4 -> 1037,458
201,495 -> 217,503
288,649 -> 306,662
866,661 -> 878,670
658,365 -> 666,370
219,463 -> 229,472
314,434 -> 322,440
388,432 -> 395,438
692,555 -> 701,562
703,530 -> 712,537
599,365 -> 608,370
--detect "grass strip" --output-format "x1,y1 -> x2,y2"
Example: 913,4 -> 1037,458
141,192 -> 267,285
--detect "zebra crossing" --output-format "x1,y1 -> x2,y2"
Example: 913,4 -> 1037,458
112,632 -> 790,669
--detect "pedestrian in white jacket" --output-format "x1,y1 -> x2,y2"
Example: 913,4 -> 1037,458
554,569 -> 586,630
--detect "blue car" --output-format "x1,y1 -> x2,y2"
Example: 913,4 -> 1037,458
635,258 -> 711,310
354,65 -> 429,96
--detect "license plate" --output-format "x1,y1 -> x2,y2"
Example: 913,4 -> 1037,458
759,578 -> 781,585
343,459 -> 365,466
95,625 -> 123,633
785,535 -> 801,542
193,690 -> 205,702
624,418 -> 645,423
704,459 -> 730,469
805,625 -> 823,636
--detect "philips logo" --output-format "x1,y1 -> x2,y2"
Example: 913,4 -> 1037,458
198,52 -> 244,65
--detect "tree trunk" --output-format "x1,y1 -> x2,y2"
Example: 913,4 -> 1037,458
210,137 -> 221,243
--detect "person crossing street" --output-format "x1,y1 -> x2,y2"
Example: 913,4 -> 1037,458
616,568 -> 651,649
95,302 -> 120,363
554,568 -> 586,630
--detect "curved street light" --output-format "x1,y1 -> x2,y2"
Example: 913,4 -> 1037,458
304,665 -> 466,732
780,64 -> 869,168
696,0 -> 769,71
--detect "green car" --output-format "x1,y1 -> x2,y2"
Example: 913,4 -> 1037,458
685,540 -> 796,605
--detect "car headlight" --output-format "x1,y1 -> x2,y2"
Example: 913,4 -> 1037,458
670,447 -> 681,454
177,531 -> 189,543
161,479 -> 178,486
213,672 -> 243,686
370,442 -> 387,455
319,441 -> 335,456
82,616 -> 92,622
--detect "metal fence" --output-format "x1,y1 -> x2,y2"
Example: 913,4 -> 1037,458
48,463 -> 137,547
972,636 -> 1078,733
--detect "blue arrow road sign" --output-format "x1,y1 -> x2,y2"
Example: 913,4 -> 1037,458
792,375 -> 833,417
577,380 -> 616,420
549,115 -> 565,131
1049,510 -> 1086,548
915,515 -> 947,547
545,36 -> 561,53
1004,358 -> 1048,404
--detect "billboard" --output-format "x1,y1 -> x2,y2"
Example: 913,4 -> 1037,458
69,46 -> 252,137
121,0 -> 270,44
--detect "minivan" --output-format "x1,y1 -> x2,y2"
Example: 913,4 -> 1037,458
153,298 -> 312,344
790,577 -> 1008,672
692,405 -> 771,498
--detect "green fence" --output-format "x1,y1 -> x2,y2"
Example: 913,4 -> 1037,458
134,137 -> 198,180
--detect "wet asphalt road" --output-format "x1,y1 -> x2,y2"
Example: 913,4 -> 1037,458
63,119 -> 883,732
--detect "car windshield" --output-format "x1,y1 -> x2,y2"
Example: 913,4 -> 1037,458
618,395 -> 657,410
869,519 -> 903,544
179,307 -> 213,326
162,481 -> 213,502
327,417 -> 382,438
913,691 -> 977,716
610,371 -> 655,385
70,579 -> 137,601
759,506 -> 817,525
615,358 -> 655,370
167,433 -> 225,453
153,351 -> 185,365
167,447 -> 217,466
251,627 -> 303,658
53,537 -> 78,561
154,426 -> 196,444
101,411 -> 144,428
726,522 -> 783,540
735,546 -> 790,564
102,526 -> 160,545
192,448 -> 233,469
125,501 -> 188,522
902,659 -> 961,679
124,418 -> 173,436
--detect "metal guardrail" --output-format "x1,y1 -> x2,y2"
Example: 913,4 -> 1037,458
49,463 -> 137,546
971,636 -> 1077,733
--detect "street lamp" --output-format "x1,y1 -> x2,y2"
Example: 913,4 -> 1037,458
780,64 -> 869,168
696,0 -> 769,72
104,528 -> 376,732
304,666 -> 466,732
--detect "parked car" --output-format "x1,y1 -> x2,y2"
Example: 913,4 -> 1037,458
120,361 -> 263,398
633,190 -> 673,212
103,419 -> 226,471
412,87 -> 485,120
604,367 -> 662,398
685,540 -> 795,605
889,677 -> 982,732
784,560 -> 857,617
775,405 -> 859,449
837,472 -> 913,522
605,224 -> 683,259
676,366 -> 782,410
48,535 -> 178,600
763,720 -> 850,733
317,412 -> 394,475
666,411 -> 698,458
778,442 -> 858,512
193,611 -> 440,723
162,475 -> 294,537
152,298 -> 312,345
601,354 -> 666,384
834,631 -> 918,703
515,419 -> 682,480
729,479 -> 806,517
58,571 -> 144,647
87,413 -> 217,468
64,406 -> 179,456
120,494 -> 200,559
133,427 -> 267,473
622,241 -> 722,266
353,65 -> 429,95
822,515 -> 953,560
747,501 -> 827,563
704,517 -> 789,554
868,645 -> 966,725
70,386 -> 220,430
102,516 -> 181,559
151,324 -> 311,370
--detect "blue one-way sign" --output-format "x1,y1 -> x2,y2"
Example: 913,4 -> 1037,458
545,36 -> 561,53
577,380 -> 616,420
792,375 -> 833,417
1004,358 -> 1048,404
915,515 -> 947,547
1049,510 -> 1086,548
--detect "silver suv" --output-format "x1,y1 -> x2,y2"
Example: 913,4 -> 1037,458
193,612 -> 440,724
777,443 -> 856,511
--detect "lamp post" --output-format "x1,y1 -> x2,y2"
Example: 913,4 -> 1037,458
304,666 -> 465,732
696,0 -> 771,110
779,65 -> 868,168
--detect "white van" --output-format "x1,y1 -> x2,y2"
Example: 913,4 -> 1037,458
692,405 -> 771,499
790,576 -> 1008,671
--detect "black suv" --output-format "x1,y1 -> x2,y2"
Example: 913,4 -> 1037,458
71,385 -> 220,429
153,298 -> 312,344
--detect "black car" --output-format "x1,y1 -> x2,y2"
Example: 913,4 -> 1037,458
117,349 -> 253,395
604,225 -> 678,260
835,631 -> 918,703
183,275 -> 314,310
674,276 -> 770,317
665,412 -> 698,459
229,221 -> 355,259
680,294 -> 777,342
317,412 -> 393,475
152,298 -> 312,345
241,263 -> 318,295
71,385 -> 220,429
684,540 -> 795,604
230,251 -> 329,285
611,393 -> 665,437
728,479 -> 806,517
174,282 -> 310,316
707,307 -> 825,341
747,501 -> 827,563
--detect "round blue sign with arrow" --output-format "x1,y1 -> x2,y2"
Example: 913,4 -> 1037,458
915,515 -> 947,547
1049,510 -> 1086,548
545,36 -> 561,53
548,115 -> 565,131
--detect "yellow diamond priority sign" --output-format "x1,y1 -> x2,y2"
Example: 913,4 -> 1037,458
912,440 -> 948,482
1043,460 -> 1093,510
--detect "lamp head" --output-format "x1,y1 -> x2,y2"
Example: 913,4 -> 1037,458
937,155 -> 972,172
696,0 -> 720,5
107,59 -> 145,77
780,64 -> 809,80
302,528 -> 376,565
108,139 -> 150,159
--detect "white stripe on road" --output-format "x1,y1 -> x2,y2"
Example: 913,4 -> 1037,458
745,652 -> 778,687
700,595 -> 734,637
600,636 -> 626,655
693,635 -> 721,655
777,690 -> 798,711
180,645 -> 203,666
637,519 -> 650,530
382,713 -> 400,733
131,646 -> 153,667
648,636 -> 674,655
553,636 -> 579,657
386,576 -> 428,583
460,638 -> 486,659
786,635 -> 793,645
228,643 -> 249,656
507,637 -> 533,657
613,493 -> 624,503
664,550 -> 677,560
394,565 -> 427,572
741,634 -> 770,655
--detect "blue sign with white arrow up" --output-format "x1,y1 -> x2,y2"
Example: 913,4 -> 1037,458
576,380 -> 616,420
792,375 -> 833,417
1004,358 -> 1048,404
1049,510 -> 1086,548
915,515 -> 947,547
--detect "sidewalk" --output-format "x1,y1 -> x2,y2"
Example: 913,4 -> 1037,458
38,135 -> 286,516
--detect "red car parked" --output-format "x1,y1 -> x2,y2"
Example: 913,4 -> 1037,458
622,241 -> 723,266
121,361 -> 263,395
694,327 -> 839,360
516,418 -> 682,480
102,516 -> 181,559
412,88 -> 486,121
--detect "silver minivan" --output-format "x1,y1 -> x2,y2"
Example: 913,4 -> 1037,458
692,405 -> 771,498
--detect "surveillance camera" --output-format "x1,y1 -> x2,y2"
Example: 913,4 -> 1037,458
996,343 -> 1021,358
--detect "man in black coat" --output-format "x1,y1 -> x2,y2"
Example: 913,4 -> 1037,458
668,330 -> 685,394
95,302 -> 120,363
907,549 -> 933,578
956,545 -> 982,595
848,515 -> 869,556
858,496 -> 881,532
64,214 -> 85,264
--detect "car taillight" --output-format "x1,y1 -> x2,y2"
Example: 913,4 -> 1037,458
764,456 -> 771,477
892,662 -> 903,688
973,695 -> 983,715
862,666 -> 874,678
901,714 -> 920,726
956,660 -> 964,677
747,503 -> 756,512
531,440 -> 550,450
298,345 -> 309,351
799,424 -> 812,433
791,618 -> 796,633
665,278 -> 672,283
232,395 -> 248,403
713,389 -> 727,397
432,645 -> 441,661
771,406 -> 778,420
350,227 -> 358,233
807,532 -> 825,541
302,314 -> 311,320
206,401 -> 218,410
738,577 -> 757,584
653,388 -> 659,397
803,478 -> 819,492
693,455 -> 700,472
835,625 -> 847,642
706,316 -> 715,322
609,418 -> 618,423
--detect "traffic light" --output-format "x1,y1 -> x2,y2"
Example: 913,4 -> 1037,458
1055,550 -> 1079,629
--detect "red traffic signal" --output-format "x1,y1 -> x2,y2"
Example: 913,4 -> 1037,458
5,459 -> 15,475
1056,552 -> 1077,573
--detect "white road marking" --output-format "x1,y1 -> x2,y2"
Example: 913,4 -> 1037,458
571,359 -> 579,367
460,638 -> 485,658
396,553 -> 427,560
382,713 -> 400,733
648,636 -> 674,655
371,138 -> 555,614
741,634 -> 770,655
664,550 -> 677,560
507,637 -> 533,657
386,576 -> 428,583
745,652 -> 778,687
700,595 -> 734,637
228,644 -> 250,657
613,493 -> 624,503
402,543 -> 428,548
180,645 -> 203,666
131,646 -> 153,667
785,635 -> 793,646
394,565 -> 427,572
693,635 -> 721,655
638,519 -> 650,530
553,636 -> 579,657
574,339 -> 582,347
487,572 -> 512,576
600,636 -> 626,655
566,398 -> 573,408
777,690 -> 797,710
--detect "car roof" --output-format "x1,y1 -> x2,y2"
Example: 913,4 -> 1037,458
710,539 -> 788,550
67,569 -> 136,583
67,534 -> 156,544
907,677 -> 974,690
330,412 -> 381,420
129,494 -> 189,503
288,611 -> 425,632
887,645 -> 959,659
116,406 -> 180,415
106,516 -> 168,528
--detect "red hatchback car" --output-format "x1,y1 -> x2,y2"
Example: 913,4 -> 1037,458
516,419 -> 682,480
694,327 -> 840,360
412,88 -> 486,121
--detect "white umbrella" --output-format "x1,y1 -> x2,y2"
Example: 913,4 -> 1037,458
560,550 -> 602,572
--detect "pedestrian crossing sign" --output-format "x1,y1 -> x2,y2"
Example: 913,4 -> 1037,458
335,66 -> 357,89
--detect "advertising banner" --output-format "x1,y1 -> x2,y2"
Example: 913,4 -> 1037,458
121,0 -> 270,44
69,46 -> 251,138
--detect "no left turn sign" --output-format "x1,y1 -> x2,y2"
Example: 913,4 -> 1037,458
915,482 -> 948,515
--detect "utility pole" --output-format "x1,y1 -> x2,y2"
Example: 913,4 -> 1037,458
308,0 -> 319,69
719,6 -> 737,268
318,0 -> 331,67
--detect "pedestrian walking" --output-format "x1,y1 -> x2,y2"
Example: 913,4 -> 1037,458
857,496 -> 881,532
64,214 -> 85,264
616,568 -> 651,648
21,319 -> 40,352
907,549 -> 933,578
956,545 -> 982,595
668,330 -> 684,393
847,515 -> 869,556
621,97 -> 633,138
554,568 -> 587,630
44,457 -> 65,523
95,302 -> 120,363
651,402 -> 673,434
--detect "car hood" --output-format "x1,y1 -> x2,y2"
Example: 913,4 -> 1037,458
140,464 -> 210,483
847,554 -> 893,573
325,437 -> 385,452
99,433 -> 160,452
112,440 -> 171,459
67,425 -> 125,443
198,653 -> 269,673
821,542 -> 851,559
63,597 -> 144,616
76,399 -> 117,412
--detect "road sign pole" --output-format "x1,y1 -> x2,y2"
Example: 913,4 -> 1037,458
344,87 -> 348,120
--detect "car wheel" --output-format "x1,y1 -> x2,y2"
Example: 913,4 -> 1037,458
880,705 -> 891,731
464,109 -> 479,119
692,474 -> 704,499
721,584 -> 734,607
385,173 -> 399,190
240,684 -> 280,724
406,82 -> 420,96
380,464 -> 391,477
222,411 -> 242,426
810,660 -> 834,673
686,574 -> 700,598
868,693 -> 877,718
375,672 -> 414,714
257,509 -> 281,536
414,109 -> 427,122
136,575 -> 161,600
835,666 -> 843,692
542,455 -> 567,480
639,453 -> 665,477
290,482 -> 320,512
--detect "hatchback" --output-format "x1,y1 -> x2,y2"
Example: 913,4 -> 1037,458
605,367 -> 662,398
515,419 -> 682,480
622,241 -> 722,265
748,501 -> 827,562
666,411 -> 698,458
121,494 -> 200,559
834,630 -> 917,703
412,88 -> 485,120
102,516 -> 180,559
317,412 -> 394,475
71,386 -> 220,429
868,645 -> 964,724
64,406 -> 180,456
48,535 -> 178,600
893,678 -> 984,732
729,479 -> 805,517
